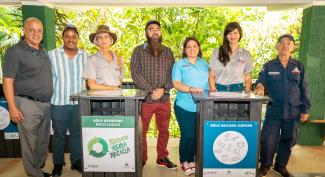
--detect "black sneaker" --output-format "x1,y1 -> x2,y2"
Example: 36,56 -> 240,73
40,162 -> 45,168
52,164 -> 63,177
71,159 -> 82,173
43,171 -> 52,177
156,157 -> 177,169
258,165 -> 270,177
274,165 -> 292,177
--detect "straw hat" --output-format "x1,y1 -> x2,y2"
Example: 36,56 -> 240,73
89,25 -> 117,45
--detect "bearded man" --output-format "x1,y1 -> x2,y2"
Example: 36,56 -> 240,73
130,20 -> 176,169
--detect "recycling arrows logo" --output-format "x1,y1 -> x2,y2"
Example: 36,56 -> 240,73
87,137 -> 109,158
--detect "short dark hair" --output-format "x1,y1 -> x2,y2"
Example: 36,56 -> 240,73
62,25 -> 79,37
277,34 -> 295,44
145,20 -> 161,30
182,36 -> 202,58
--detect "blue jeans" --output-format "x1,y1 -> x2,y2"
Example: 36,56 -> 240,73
51,105 -> 80,165
174,103 -> 196,163
216,83 -> 244,92
260,118 -> 300,168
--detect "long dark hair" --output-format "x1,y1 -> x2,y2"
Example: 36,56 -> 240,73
182,36 -> 202,58
218,22 -> 243,66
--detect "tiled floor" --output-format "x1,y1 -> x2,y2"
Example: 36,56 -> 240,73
0,138 -> 325,177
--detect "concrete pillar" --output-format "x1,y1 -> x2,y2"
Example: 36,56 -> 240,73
298,5 -> 325,145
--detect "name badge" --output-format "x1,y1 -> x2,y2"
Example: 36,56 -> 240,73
237,56 -> 246,64
268,71 -> 280,75
182,64 -> 190,67
292,67 -> 301,74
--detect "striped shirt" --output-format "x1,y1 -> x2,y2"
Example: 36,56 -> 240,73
130,42 -> 175,103
49,47 -> 88,105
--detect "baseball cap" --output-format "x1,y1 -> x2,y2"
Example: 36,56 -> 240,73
145,20 -> 161,30
277,34 -> 295,44
62,25 -> 79,36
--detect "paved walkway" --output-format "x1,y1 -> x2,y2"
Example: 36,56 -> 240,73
0,138 -> 324,177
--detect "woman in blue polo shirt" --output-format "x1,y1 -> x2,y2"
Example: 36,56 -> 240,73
172,36 -> 209,175
209,22 -> 253,92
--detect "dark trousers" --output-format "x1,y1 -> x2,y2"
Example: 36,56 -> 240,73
260,118 -> 300,168
51,105 -> 80,165
174,104 -> 196,163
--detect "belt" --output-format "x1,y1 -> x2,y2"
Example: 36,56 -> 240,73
18,95 -> 46,102
216,83 -> 244,92
217,83 -> 243,87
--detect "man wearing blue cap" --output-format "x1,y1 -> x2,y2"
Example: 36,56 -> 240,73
48,25 -> 88,176
254,34 -> 311,177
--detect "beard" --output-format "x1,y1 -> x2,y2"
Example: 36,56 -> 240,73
146,33 -> 163,57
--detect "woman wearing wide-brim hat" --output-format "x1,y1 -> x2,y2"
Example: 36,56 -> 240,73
83,25 -> 123,90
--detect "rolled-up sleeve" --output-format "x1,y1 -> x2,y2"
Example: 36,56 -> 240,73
244,52 -> 253,74
83,56 -> 97,80
209,49 -> 218,71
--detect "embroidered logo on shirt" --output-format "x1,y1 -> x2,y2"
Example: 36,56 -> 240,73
268,71 -> 280,75
237,56 -> 246,64
292,67 -> 301,74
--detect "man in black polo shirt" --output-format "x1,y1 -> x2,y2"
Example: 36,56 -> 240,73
2,17 -> 53,177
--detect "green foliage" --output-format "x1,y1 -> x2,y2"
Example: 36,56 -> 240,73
56,7 -> 302,79
0,7 -> 22,65
58,7 -> 302,137
53,9 -> 69,45
0,7 -> 302,79
0,6 -> 303,137
0,7 -> 67,69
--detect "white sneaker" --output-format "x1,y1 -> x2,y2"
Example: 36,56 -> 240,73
188,161 -> 195,174
180,161 -> 192,176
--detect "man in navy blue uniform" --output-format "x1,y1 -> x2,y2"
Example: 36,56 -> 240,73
254,34 -> 311,177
